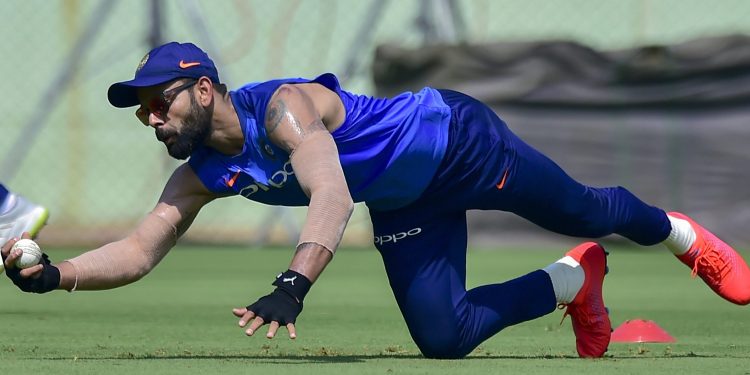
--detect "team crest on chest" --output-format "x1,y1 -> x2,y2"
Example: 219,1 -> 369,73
260,140 -> 276,158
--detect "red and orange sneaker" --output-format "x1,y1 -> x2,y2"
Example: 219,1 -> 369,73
560,242 -> 611,358
668,212 -> 750,305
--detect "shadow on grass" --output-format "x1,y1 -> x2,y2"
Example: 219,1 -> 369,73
39,352 -> 732,364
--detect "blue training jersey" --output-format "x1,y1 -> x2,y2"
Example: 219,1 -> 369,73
188,73 -> 451,211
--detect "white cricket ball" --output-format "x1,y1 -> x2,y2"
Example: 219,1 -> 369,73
11,239 -> 43,269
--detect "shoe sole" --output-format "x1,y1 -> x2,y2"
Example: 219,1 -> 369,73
26,207 -> 49,239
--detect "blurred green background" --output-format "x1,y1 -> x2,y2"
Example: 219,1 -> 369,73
2,0 -> 750,247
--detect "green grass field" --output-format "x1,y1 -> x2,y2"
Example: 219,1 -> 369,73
1,244 -> 749,374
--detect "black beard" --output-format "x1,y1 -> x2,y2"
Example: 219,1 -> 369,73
166,91 -> 211,160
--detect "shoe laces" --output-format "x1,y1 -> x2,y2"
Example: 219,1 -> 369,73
558,304 -> 572,326
690,243 -> 731,284
558,303 -> 598,328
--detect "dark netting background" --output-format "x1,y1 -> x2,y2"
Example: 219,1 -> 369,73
374,35 -> 750,245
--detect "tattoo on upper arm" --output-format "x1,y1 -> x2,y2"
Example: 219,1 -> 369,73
265,99 -> 286,135
266,98 -> 306,136
265,87 -> 329,153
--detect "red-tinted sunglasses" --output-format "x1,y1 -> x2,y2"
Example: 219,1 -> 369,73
135,79 -> 197,125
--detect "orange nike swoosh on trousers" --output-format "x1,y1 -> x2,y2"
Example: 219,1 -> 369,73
496,168 -> 509,190
226,171 -> 241,187
179,60 -> 201,68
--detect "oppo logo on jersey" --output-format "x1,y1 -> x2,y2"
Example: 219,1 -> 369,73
238,161 -> 295,197
374,227 -> 422,245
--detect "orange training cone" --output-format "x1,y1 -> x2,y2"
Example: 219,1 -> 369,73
611,319 -> 676,343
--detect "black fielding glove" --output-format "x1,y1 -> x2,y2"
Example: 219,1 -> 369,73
5,253 -> 60,294
246,270 -> 312,325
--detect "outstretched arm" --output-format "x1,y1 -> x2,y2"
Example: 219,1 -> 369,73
233,82 -> 353,338
3,163 -> 215,291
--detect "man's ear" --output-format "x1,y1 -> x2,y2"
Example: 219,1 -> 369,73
196,76 -> 214,106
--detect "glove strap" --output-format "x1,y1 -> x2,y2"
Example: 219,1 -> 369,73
5,253 -> 60,294
271,270 -> 312,304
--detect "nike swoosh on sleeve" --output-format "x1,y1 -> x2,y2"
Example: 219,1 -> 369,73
496,168 -> 509,190
226,171 -> 241,187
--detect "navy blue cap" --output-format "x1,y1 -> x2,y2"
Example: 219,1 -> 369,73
107,42 -> 221,108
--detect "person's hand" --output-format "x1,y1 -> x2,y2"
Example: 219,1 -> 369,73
232,288 -> 301,339
232,270 -> 312,339
2,232 -> 60,293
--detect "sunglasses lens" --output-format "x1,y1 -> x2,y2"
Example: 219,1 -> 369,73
149,97 -> 168,117
135,81 -> 194,126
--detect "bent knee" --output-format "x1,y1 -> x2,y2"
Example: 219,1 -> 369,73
413,333 -> 472,359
